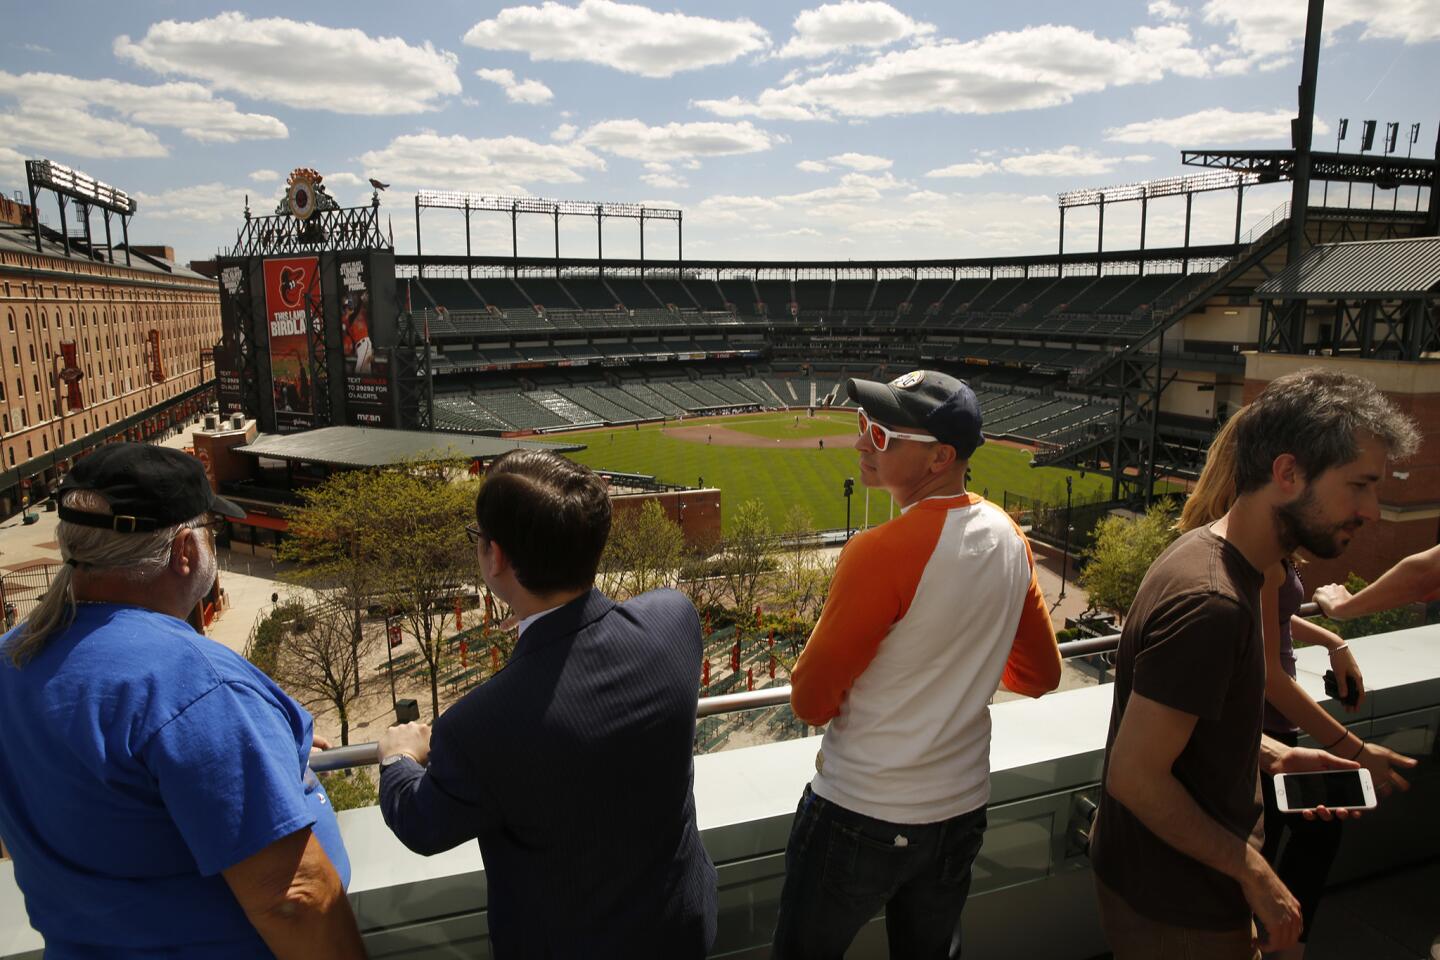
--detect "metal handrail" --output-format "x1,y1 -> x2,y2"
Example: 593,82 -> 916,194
309,601 -> 1324,773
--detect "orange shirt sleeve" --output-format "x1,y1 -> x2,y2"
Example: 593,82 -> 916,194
790,512 -> 939,725
999,515 -> 1062,698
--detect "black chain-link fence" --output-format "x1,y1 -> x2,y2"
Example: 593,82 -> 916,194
1003,490 -> 1116,558
0,563 -> 62,630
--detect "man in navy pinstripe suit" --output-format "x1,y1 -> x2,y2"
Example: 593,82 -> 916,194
379,451 -> 717,958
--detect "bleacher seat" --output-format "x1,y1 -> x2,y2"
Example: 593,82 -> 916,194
755,280 -> 792,320
469,278 -> 532,310
793,280 -> 831,313
562,278 -> 618,309
683,279 -> 728,311
519,278 -> 574,310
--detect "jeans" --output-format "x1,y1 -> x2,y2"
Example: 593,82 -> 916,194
772,786 -> 988,960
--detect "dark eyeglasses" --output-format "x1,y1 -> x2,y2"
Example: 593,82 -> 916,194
858,409 -> 939,452
465,524 -> 483,545
198,515 -> 229,534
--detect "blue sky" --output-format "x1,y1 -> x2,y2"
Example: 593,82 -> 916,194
2,0 -> 1435,264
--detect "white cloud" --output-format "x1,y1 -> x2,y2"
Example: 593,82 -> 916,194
133,182 -> 270,224
463,0 -> 768,79
1201,0 -> 1440,74
689,94 -> 822,122
777,2 -> 935,59
358,132 -> 605,192
641,172 -> 688,189
474,67 -> 554,105
248,169 -> 280,183
999,146 -> 1128,177
1148,0 -> 1187,20
22,43 -> 51,54
550,122 -> 578,142
693,23 -> 1209,121
324,172 -> 365,187
828,152 -> 891,171
1106,108 -> 1330,147
115,13 -> 461,114
578,119 -> 778,161
0,70 -> 286,159
925,161 -> 1000,179
796,159 -> 830,173
690,182 -> 1060,258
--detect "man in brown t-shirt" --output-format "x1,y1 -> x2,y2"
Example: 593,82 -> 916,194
1089,369 -> 1420,959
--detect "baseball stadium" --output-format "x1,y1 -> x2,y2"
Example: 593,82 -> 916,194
1,2 -> 1439,958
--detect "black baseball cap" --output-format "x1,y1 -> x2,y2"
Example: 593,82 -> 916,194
56,443 -> 246,534
847,370 -> 985,458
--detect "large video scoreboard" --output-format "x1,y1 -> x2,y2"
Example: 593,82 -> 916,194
215,248 -> 400,434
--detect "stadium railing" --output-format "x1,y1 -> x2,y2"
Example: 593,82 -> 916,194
307,600 -> 1320,774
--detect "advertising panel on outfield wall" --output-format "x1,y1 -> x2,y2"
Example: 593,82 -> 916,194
215,263 -> 249,416
215,248 -> 401,434
336,253 -> 393,428
263,256 -> 321,433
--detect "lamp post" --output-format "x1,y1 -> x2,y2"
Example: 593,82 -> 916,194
1059,476 -> 1073,601
384,612 -> 398,710
843,477 -> 854,541
1325,118 -> 1348,207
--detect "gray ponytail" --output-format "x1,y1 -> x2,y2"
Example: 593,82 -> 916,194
4,490 -> 203,667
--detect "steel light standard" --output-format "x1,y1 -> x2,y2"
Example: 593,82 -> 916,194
843,477 -> 854,541
384,612 -> 398,710
1059,476 -> 1074,601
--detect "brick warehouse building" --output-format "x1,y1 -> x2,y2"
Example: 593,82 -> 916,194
0,179 -> 221,518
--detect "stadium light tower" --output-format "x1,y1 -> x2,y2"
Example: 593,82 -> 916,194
1324,118 -> 1348,206
843,477 -> 854,541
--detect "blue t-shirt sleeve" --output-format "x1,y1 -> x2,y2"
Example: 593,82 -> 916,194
142,681 -> 316,877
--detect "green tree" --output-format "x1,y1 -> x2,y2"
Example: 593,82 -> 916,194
773,504 -> 834,622
267,598 -> 371,746
1079,502 -> 1179,621
244,599 -> 308,679
599,501 -> 685,600
279,470 -> 391,698
368,464 -> 478,720
717,499 -> 774,618
676,532 -> 727,616
319,768 -> 378,812
279,459 -> 477,721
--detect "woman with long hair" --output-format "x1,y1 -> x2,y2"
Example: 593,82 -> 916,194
1180,407 -> 1412,957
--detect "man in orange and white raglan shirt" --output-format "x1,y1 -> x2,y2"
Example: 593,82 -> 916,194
772,370 -> 1062,960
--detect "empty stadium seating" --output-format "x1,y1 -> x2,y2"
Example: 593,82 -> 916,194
754,280 -> 792,320
407,249 -> 1231,438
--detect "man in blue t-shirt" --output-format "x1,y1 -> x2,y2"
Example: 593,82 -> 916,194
0,443 -> 365,959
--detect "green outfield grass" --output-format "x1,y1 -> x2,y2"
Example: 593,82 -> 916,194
723,410 -> 855,440
553,415 -> 1115,534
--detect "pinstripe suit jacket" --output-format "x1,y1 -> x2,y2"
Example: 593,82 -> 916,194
380,588 -> 717,959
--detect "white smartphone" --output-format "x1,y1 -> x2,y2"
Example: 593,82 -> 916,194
1273,768 -> 1376,813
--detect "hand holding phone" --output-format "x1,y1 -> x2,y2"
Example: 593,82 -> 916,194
1273,768 -> 1376,814
1323,669 -> 1362,708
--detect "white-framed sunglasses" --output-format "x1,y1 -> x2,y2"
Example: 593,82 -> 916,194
858,409 -> 939,452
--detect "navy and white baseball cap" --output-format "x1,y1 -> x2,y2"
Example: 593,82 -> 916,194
847,370 -> 985,458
